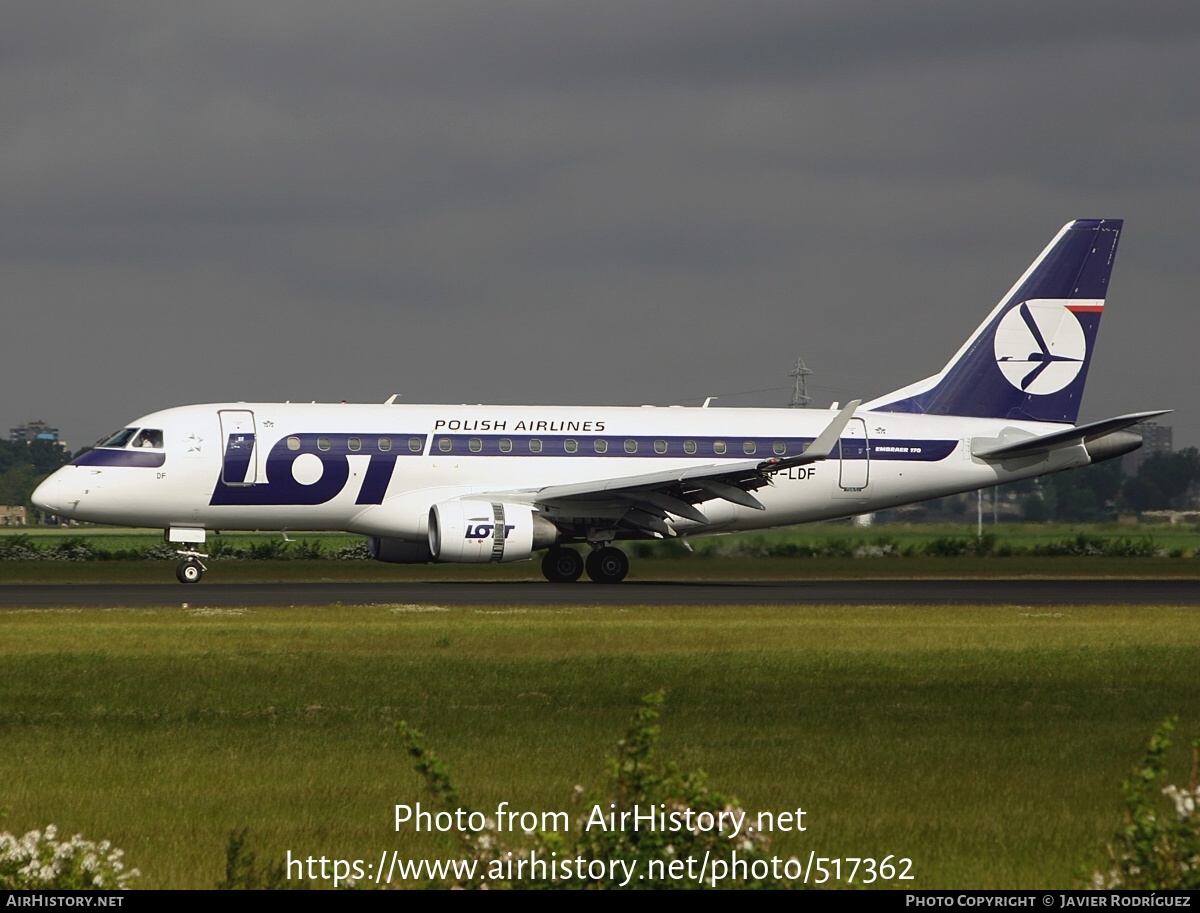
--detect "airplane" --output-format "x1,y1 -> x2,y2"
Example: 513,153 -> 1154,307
32,218 -> 1167,584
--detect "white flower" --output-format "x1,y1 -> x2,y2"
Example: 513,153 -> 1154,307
1162,784 -> 1198,819
0,825 -> 139,890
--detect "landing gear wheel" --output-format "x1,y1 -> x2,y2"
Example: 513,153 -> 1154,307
541,547 -> 584,583
176,559 -> 204,584
585,546 -> 629,584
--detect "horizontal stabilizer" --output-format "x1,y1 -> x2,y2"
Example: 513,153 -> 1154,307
971,410 -> 1171,460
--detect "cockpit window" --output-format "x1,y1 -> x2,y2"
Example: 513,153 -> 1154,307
97,427 -> 164,449
99,428 -> 138,448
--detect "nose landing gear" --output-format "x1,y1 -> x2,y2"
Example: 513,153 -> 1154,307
175,551 -> 208,584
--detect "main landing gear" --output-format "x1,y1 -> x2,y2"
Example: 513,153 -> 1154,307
540,545 -> 629,584
586,546 -> 629,584
175,551 -> 208,584
541,546 -> 584,582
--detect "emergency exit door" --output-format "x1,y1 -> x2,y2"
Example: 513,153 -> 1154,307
838,418 -> 870,491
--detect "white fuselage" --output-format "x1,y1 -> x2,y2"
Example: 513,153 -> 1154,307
34,401 -> 1087,543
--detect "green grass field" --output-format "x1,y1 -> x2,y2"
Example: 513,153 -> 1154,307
1,601 -> 1197,889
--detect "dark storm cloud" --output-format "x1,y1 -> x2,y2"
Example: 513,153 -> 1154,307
2,1 -> 1197,447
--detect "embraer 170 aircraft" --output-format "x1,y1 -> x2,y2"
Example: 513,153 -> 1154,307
33,219 -> 1165,584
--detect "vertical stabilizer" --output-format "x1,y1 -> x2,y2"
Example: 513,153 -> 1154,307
866,219 -> 1122,423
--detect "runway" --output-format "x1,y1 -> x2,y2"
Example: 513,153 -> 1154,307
1,579 -> 1197,609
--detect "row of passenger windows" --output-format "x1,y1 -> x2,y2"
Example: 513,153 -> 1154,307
440,438 -> 790,455
432,436 -> 787,453
286,436 -> 424,453
283,435 -> 793,456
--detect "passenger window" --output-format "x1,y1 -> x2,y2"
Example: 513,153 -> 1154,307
564,439 -> 578,453
625,439 -> 637,453
348,437 -> 361,452
654,440 -> 667,454
318,436 -> 331,452
438,438 -> 452,453
408,437 -> 422,453
684,440 -> 697,455
379,437 -> 392,452
469,438 -> 482,453
773,441 -> 786,455
714,440 -> 726,455
499,438 -> 512,453
743,441 -> 756,455
529,439 -> 543,453
594,439 -> 608,454
287,436 -> 301,451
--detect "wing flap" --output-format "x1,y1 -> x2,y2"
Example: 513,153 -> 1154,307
693,479 -> 766,511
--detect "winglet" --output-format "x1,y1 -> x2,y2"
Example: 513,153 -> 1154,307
759,399 -> 861,473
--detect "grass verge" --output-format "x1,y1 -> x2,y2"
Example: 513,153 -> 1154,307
1,602 -> 1197,888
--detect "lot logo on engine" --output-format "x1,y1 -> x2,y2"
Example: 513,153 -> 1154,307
465,523 -> 515,540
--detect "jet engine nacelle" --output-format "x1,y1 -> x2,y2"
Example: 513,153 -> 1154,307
428,500 -> 557,563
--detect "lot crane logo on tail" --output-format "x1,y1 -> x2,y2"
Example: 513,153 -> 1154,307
993,299 -> 1091,395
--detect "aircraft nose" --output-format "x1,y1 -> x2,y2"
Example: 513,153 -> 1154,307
32,470 -> 68,515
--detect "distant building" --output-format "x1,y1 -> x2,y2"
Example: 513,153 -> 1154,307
0,505 -> 27,526
9,420 -> 61,446
1123,422 -> 1173,475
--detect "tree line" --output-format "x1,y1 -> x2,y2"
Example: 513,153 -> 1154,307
0,439 -> 71,509
1028,448 -> 1200,521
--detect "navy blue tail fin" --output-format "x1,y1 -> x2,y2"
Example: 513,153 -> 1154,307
865,219 -> 1122,424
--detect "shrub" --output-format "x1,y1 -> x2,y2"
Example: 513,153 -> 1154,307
398,692 -> 799,889
922,534 -> 998,557
290,539 -> 326,560
1089,719 -> 1200,889
0,535 -> 40,560
46,537 -> 96,562
216,828 -> 309,890
246,539 -> 290,560
0,824 -> 139,889
335,541 -> 371,560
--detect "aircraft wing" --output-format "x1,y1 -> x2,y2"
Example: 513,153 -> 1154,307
477,400 -> 861,534
970,410 -> 1171,460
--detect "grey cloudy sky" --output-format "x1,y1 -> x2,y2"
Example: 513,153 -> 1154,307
4,1 -> 1198,449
